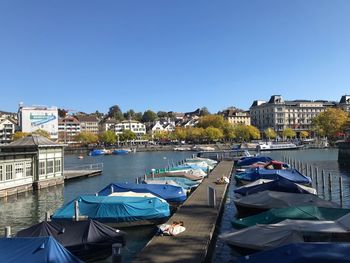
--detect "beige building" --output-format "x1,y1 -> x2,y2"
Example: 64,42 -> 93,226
250,95 -> 337,133
0,117 -> 17,144
58,116 -> 81,144
221,108 -> 251,126
339,95 -> 350,113
75,115 -> 99,134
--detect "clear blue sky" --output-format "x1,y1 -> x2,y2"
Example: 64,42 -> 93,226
0,0 -> 349,114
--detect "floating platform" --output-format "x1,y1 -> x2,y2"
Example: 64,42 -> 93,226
64,170 -> 102,180
133,160 -> 234,263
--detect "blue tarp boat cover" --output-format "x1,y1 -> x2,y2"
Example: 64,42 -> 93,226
235,243 -> 350,263
234,178 -> 313,196
89,149 -> 104,156
98,183 -> 187,203
16,220 -> 126,261
144,177 -> 199,190
236,156 -> 273,166
176,164 -> 208,172
0,236 -> 83,263
52,195 -> 170,223
235,167 -> 311,185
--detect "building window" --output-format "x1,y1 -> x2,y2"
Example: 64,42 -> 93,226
6,164 -> 13,180
47,160 -> 54,174
15,163 -> 24,178
26,162 -> 32,177
39,161 -> 46,175
55,159 -> 61,173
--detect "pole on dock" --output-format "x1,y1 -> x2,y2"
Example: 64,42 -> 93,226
111,243 -> 122,263
328,173 -> 332,201
4,226 -> 11,238
314,167 -> 319,193
207,186 -> 216,208
152,171 -> 155,179
339,176 -> 344,207
144,174 -> 147,181
321,170 -> 325,196
45,211 -> 51,222
135,177 -> 139,184
207,166 -> 210,177
74,200 -> 79,221
216,154 -> 219,161
110,184 -> 114,194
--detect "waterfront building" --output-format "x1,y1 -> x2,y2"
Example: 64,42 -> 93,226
75,115 -> 99,134
220,108 -> 251,126
18,104 -> 58,140
0,117 -> 17,144
164,122 -> 176,132
99,119 -> 117,133
58,116 -> 81,144
0,135 -> 64,197
114,120 -> 146,137
339,95 -> 350,113
250,95 -> 337,134
150,121 -> 165,134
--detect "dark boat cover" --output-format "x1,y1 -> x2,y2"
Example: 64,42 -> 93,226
234,190 -> 339,213
0,236 -> 83,263
16,220 -> 126,260
52,195 -> 170,223
234,243 -> 350,263
232,206 -> 350,229
236,156 -> 272,167
98,183 -> 187,203
235,167 -> 311,185
234,178 -> 313,196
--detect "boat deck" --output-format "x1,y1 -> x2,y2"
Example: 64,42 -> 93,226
133,160 -> 234,263
64,170 -> 102,180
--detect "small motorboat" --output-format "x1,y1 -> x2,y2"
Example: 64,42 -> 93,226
112,149 -> 130,155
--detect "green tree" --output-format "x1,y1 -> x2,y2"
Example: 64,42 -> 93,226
300,130 -> 309,139
264,127 -> 277,140
186,127 -> 205,142
247,125 -> 261,140
107,105 -> 124,121
197,115 -> 226,129
157,111 -> 168,119
141,110 -> 158,123
282,128 -> 296,139
119,130 -> 137,141
174,127 -> 187,141
99,130 -> 116,145
312,108 -> 349,140
141,133 -> 152,141
233,124 -> 251,142
204,127 -> 223,142
134,112 -> 143,122
32,129 -> 51,139
199,107 -> 210,116
12,131 -> 30,141
75,132 -> 98,145
222,123 -> 236,141
124,109 -> 135,120
153,131 -> 169,141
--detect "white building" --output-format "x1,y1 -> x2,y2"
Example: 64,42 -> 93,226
18,104 -> 58,140
0,118 -> 17,144
151,121 -> 165,134
250,95 -> 336,134
115,120 -> 146,137
0,135 -> 64,197
339,95 -> 350,113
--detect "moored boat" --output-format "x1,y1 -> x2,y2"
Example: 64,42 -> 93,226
52,195 -> 170,227
16,220 -> 127,261
88,149 -> 105,156
256,142 -> 304,151
112,149 -> 130,155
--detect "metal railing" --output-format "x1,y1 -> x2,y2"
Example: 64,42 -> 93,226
64,162 -> 103,171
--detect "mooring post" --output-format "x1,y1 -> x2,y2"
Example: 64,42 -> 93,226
152,171 -> 155,179
4,226 -> 11,238
207,186 -> 216,207
328,173 -> 332,201
144,174 -> 147,181
110,184 -> 114,194
111,243 -> 122,263
314,167 -> 319,194
298,161 -> 301,171
216,154 -> 219,161
45,211 -> 51,222
135,177 -> 139,184
339,176 -> 344,207
207,166 -> 210,177
95,192 -> 98,196
74,200 -> 79,221
321,170 -> 325,197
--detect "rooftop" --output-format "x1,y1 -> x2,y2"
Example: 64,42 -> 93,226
1,135 -> 64,148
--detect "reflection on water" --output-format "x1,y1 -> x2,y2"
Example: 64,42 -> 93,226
0,151 -> 192,262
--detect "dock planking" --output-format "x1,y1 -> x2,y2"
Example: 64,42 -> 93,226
133,160 -> 234,263
64,169 -> 102,180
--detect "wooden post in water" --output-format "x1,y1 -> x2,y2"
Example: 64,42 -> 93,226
314,167 -> 318,193
328,173 -> 332,201
45,211 -> 51,222
216,154 -> 219,161
207,186 -> 216,207
95,193 -> 98,196
4,226 -> 11,238
321,170 -> 325,197
207,166 -> 210,177
110,184 -> 114,194
112,243 -> 122,263
74,200 -> 79,221
135,177 -> 139,184
339,176 -> 344,207
152,171 -> 155,179
144,174 -> 147,181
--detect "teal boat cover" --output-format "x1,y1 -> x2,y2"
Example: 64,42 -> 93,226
52,195 -> 170,223
232,206 -> 350,229
0,236 -> 83,263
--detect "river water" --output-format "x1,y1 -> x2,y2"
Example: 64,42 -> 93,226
0,149 -> 349,262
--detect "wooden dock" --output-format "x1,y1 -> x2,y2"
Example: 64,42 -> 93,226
133,160 -> 234,263
64,169 -> 102,180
